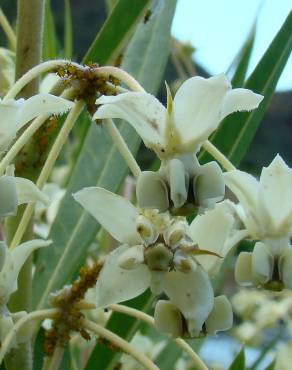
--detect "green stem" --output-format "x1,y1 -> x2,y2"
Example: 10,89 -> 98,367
10,100 -> 84,250
5,1 -> 45,369
0,8 -> 16,51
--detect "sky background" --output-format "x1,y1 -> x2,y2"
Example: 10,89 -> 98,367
171,0 -> 291,91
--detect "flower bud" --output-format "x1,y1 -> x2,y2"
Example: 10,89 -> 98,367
136,215 -> 158,245
235,252 -> 252,286
144,243 -> 173,271
164,219 -> 188,247
136,171 -> 169,212
154,300 -> 183,338
0,175 -> 18,217
205,295 -> 233,335
168,158 -> 188,208
251,242 -> 273,285
194,161 -> 225,208
118,245 -> 145,270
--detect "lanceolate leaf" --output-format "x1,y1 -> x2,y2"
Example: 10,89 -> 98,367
82,0 -> 151,65
200,11 -> 292,166
229,348 -> 245,370
229,20 -> 257,87
33,0 -> 176,313
64,0 -> 73,59
43,0 -> 58,60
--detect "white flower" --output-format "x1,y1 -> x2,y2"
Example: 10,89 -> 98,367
225,155 -> 292,290
225,155 -> 292,241
0,165 -> 49,217
154,295 -> 233,338
73,187 -> 215,337
0,93 -> 74,153
93,74 -> 263,159
93,74 -> 262,211
0,239 -> 51,306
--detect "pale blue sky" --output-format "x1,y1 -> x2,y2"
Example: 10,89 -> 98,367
172,0 -> 291,91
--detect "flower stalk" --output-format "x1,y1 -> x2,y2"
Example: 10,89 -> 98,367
0,8 -> 16,51
10,100 -> 84,250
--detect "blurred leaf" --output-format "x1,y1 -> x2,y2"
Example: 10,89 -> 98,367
200,11 -> 292,166
229,20 -> 257,87
229,348 -> 245,370
33,328 -> 45,370
43,0 -> 58,59
263,361 -> 275,370
64,0 -> 73,59
82,0 -> 151,65
33,0 -> 176,312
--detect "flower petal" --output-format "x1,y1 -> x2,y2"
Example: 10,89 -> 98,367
251,242 -> 273,285
14,176 -> 49,206
136,171 -> 169,212
154,300 -> 183,338
172,74 -> 231,147
189,202 -> 235,275
16,93 -> 74,129
0,94 -> 74,152
235,252 -> 252,286
279,247 -> 292,289
205,295 -> 233,335
118,245 -> 145,270
257,155 -> 292,235
96,245 -> 151,307
94,93 -> 166,149
224,169 -> 260,235
162,262 -> 214,336
73,187 -> 141,245
0,175 -> 18,216
194,161 -> 225,208
220,88 -> 263,120
0,239 -> 51,304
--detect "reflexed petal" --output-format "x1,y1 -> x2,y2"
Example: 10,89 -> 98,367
94,93 -> 166,148
258,155 -> 292,235
205,295 -> 233,335
169,158 -> 187,208
172,74 -> 231,146
0,175 -> 18,216
136,171 -> 169,212
0,239 -> 51,304
235,252 -> 252,286
162,262 -> 214,336
279,247 -> 292,289
154,300 -> 183,338
14,176 -> 49,205
224,170 -> 260,234
251,242 -> 273,284
189,202 -> 235,275
16,94 -> 74,129
96,245 -> 151,307
0,94 -> 74,152
220,88 -> 263,120
194,161 -> 225,208
73,187 -> 141,245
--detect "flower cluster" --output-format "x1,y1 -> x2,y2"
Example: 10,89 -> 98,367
72,72 -> 292,341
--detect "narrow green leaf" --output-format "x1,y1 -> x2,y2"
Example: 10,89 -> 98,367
263,361 -> 275,370
82,0 -> 151,65
229,348 -> 245,370
64,0 -> 73,59
229,20 -> 257,87
43,0 -> 58,60
33,0 -> 176,311
200,11 -> 292,166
